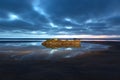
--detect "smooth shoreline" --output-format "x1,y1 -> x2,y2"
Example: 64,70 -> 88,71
0,41 -> 120,80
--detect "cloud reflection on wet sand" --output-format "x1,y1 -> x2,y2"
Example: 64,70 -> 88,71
0,42 -> 109,61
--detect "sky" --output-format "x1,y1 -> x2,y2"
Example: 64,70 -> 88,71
0,0 -> 120,38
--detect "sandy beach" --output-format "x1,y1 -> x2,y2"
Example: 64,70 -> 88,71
0,41 -> 119,80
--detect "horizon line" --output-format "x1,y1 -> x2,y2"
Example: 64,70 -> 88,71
0,35 -> 120,38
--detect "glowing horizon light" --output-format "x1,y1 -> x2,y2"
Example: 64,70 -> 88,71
0,31 -> 120,39
54,35 -> 120,38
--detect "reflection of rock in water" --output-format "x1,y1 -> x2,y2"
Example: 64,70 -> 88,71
42,39 -> 81,48
0,42 -> 109,61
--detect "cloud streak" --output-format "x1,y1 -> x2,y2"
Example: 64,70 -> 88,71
0,0 -> 120,38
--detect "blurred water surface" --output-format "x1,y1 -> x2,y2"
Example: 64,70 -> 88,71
0,41 -> 109,61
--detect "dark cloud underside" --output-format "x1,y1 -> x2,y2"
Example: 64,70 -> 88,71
0,0 -> 120,37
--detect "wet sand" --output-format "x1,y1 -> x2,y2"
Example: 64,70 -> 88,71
0,41 -> 120,80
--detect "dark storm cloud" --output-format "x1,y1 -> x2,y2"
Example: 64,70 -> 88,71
107,16 -> 120,26
0,20 -> 33,30
86,23 -> 106,28
0,0 -> 120,37
0,10 -> 8,18
46,0 -> 112,17
0,0 -> 32,13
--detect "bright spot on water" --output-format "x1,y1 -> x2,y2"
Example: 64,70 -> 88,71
65,48 -> 73,50
50,49 -> 58,54
65,55 -> 72,58
30,42 -> 38,46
